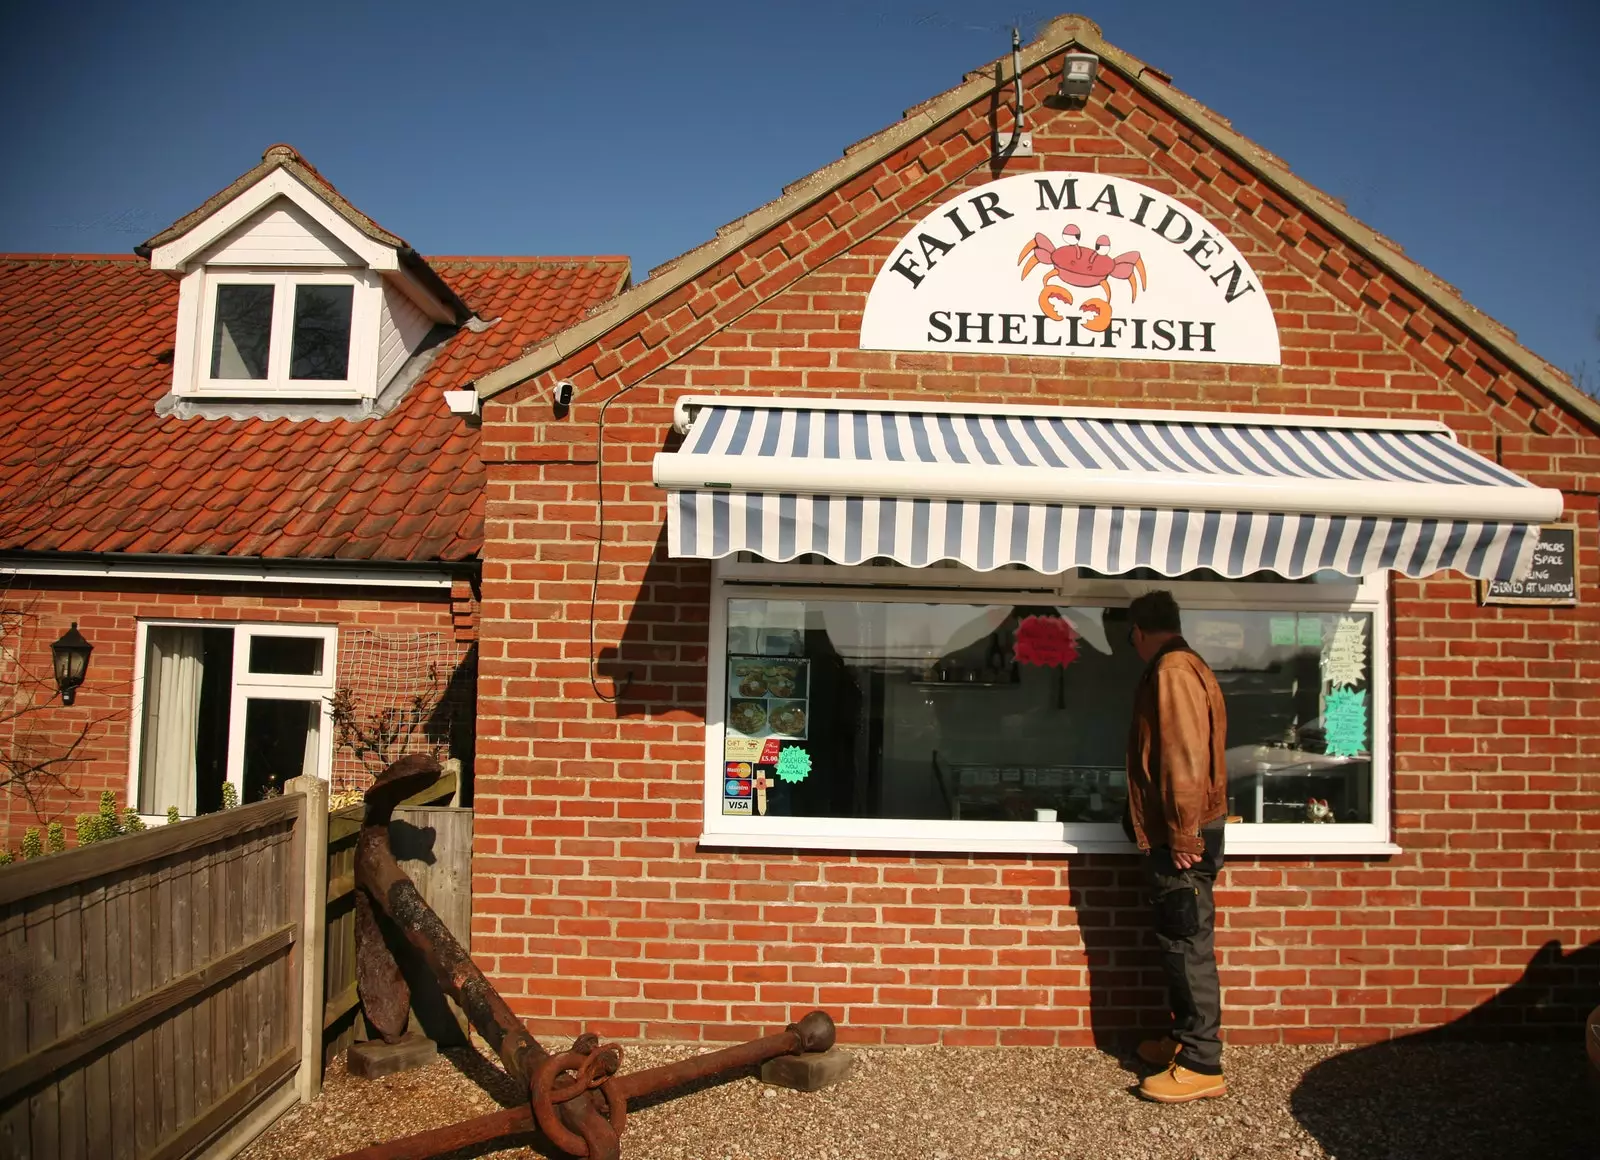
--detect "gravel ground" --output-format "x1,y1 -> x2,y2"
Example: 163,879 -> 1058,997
241,1036 -> 1593,1160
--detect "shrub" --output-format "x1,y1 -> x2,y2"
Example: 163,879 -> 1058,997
221,782 -> 239,810
0,849 -> 12,866
45,821 -> 65,853
166,806 -> 180,825
21,828 -> 42,860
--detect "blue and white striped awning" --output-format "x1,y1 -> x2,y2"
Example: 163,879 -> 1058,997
652,397 -> 1562,580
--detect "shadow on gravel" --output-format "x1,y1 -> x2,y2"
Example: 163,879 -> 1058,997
1289,938 -> 1600,1160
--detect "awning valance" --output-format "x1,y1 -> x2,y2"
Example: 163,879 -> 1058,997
652,397 -> 1562,580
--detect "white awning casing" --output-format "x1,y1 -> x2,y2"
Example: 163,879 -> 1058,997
652,397 -> 1562,581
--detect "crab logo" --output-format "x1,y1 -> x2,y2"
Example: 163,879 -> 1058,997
1017,224 -> 1147,332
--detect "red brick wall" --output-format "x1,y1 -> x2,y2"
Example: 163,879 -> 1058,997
0,578 -> 471,846
472,57 -> 1600,1045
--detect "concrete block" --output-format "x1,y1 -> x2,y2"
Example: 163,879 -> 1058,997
760,1048 -> 853,1093
347,1033 -> 437,1079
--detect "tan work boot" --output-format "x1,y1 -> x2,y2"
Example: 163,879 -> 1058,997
1139,1063 -> 1228,1103
1135,1037 -> 1181,1068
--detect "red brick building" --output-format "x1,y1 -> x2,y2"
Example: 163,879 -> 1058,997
0,146 -> 628,843
464,16 -> 1598,1047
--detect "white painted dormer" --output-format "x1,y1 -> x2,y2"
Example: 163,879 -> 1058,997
141,146 -> 465,410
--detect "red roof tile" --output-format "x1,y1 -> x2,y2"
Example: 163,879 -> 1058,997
0,253 -> 629,562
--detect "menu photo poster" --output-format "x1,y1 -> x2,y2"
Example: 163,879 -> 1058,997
1479,523 -> 1579,607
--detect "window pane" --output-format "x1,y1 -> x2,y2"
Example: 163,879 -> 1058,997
724,599 -> 1139,823
289,284 -> 353,380
248,634 -> 324,676
1190,610 -> 1374,825
722,598 -> 1375,827
210,284 -> 274,379
241,698 -> 321,801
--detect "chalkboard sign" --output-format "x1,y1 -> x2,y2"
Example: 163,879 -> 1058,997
1480,524 -> 1578,606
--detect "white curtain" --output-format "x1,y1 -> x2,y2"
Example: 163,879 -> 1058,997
301,701 -> 322,779
138,628 -> 205,816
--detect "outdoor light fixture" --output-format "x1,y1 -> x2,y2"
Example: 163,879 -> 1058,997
1055,51 -> 1100,103
51,622 -> 93,706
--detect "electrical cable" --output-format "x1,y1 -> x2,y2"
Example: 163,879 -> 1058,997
995,26 -> 1026,163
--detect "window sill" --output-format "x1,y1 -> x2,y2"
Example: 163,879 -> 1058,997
698,822 -> 1401,858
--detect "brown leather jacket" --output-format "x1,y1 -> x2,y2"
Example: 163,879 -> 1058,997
1125,637 -> 1228,854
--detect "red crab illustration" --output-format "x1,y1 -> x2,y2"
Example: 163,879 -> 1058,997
1017,224 -> 1147,331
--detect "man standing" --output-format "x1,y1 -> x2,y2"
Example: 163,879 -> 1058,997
1123,590 -> 1229,1102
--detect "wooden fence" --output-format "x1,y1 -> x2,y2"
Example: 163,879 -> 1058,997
319,769 -> 466,1063
0,793 -> 309,1160
0,765 -> 473,1160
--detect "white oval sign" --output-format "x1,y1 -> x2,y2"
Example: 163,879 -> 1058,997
860,172 -> 1280,365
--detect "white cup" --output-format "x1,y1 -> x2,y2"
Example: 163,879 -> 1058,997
1034,808 -> 1058,822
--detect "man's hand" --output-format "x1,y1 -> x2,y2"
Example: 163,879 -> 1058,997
1172,850 -> 1201,870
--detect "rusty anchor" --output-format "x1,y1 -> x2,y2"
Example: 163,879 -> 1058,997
333,755 -> 838,1160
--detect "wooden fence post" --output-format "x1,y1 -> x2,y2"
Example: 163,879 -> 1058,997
286,776 -> 329,1103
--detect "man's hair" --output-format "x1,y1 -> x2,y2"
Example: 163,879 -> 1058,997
1128,590 -> 1182,634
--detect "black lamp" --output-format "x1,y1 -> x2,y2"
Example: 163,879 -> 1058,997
51,622 -> 93,706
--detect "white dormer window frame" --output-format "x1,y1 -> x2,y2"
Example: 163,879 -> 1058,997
181,266 -> 382,399
153,165 -> 458,406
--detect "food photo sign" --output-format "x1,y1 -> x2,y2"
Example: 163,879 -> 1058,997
724,658 -> 811,815
860,172 -> 1280,364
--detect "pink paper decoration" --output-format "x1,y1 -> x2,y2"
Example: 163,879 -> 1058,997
1014,615 -> 1080,668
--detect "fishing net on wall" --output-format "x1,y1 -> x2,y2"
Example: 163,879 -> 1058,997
331,629 -> 474,796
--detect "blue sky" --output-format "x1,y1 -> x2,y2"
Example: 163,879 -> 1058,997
3,1 -> 1596,384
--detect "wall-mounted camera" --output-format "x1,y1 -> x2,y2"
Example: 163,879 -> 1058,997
554,380 -> 576,408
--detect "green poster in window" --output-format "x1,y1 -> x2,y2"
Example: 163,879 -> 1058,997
1269,617 -> 1296,646
1298,617 -> 1324,647
1323,688 -> 1368,757
775,746 -> 812,784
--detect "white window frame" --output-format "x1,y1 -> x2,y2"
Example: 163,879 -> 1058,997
128,619 -> 339,822
700,562 -> 1395,857
183,268 -> 379,399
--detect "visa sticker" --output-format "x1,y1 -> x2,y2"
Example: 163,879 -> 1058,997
722,797 -> 752,815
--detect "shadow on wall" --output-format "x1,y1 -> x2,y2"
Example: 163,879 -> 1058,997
1288,938 -> 1600,1160
594,528 -> 713,721
1065,855 -> 1169,1049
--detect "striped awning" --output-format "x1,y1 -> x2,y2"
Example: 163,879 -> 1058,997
652,397 -> 1562,580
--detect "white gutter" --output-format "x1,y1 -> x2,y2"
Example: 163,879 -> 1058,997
0,558 -> 458,590
652,454 -> 1564,524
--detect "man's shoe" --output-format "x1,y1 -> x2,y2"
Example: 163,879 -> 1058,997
1139,1063 -> 1228,1103
1135,1037 -> 1181,1068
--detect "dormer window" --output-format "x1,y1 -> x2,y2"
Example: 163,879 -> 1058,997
141,145 -> 467,415
200,271 -> 367,395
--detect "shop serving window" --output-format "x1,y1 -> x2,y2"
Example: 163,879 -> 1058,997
703,571 -> 1391,855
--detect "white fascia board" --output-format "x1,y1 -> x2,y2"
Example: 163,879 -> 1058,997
654,454 -> 1564,523
669,395 -> 1456,437
386,268 -> 456,326
1,558 -> 455,589
149,169 -> 396,273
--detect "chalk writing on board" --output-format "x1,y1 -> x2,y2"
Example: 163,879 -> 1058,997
1482,525 -> 1577,605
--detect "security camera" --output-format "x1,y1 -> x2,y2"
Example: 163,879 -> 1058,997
554,380 -> 576,408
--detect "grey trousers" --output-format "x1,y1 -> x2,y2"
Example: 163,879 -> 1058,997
1143,820 -> 1226,1075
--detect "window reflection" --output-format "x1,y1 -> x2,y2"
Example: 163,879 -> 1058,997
289,284 -> 353,380
210,284 -> 274,379
724,599 -> 1373,826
